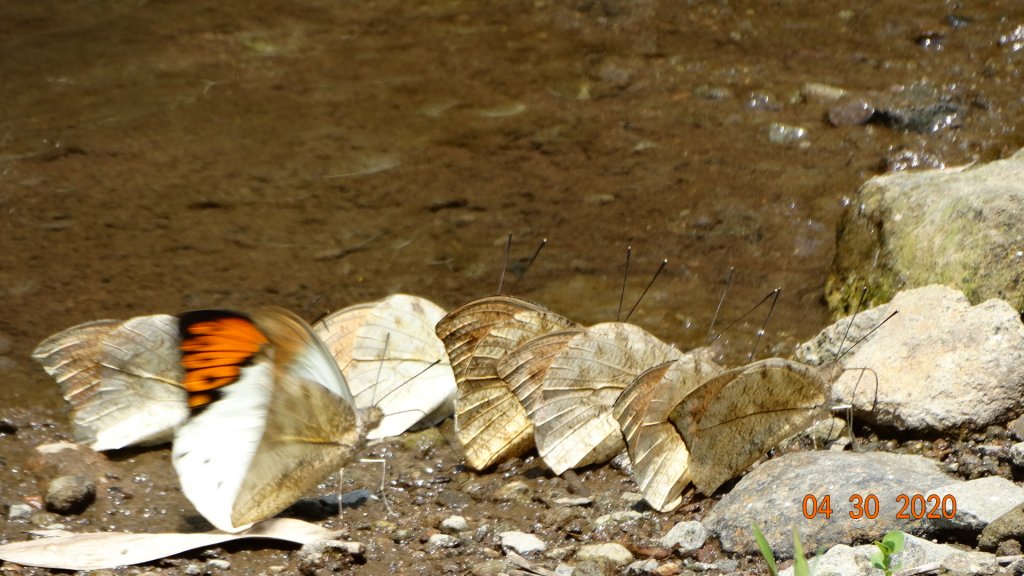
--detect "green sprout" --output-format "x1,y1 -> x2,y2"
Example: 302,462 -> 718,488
870,530 -> 905,576
752,524 -> 815,576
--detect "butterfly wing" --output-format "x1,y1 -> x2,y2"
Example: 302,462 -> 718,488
613,350 -> 722,512
172,308 -> 368,532
670,358 -> 828,496
32,315 -> 187,450
496,329 -> 581,420
436,296 -> 578,470
533,322 -> 681,475
314,294 -> 455,440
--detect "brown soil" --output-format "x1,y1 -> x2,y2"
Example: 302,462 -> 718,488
2,1 -> 1024,574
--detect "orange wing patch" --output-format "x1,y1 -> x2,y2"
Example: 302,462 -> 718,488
179,311 -> 268,409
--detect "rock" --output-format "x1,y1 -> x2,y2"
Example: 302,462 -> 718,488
828,150 -> 1024,314
45,475 -> 95,514
575,543 -> 634,566
802,82 -> 847,101
492,480 -> 531,502
941,551 -> 998,576
823,286 -> 1024,433
207,559 -> 231,570
828,99 -> 874,126
7,503 -> 32,522
980,503 -> 1024,550
594,510 -> 642,526
1010,442 -> 1024,468
427,533 -> 460,549
804,417 -> 847,444
553,496 -> 593,507
441,515 -> 469,533
340,488 -> 374,507
929,476 -> 1024,532
872,83 -> 964,133
656,521 -> 707,550
706,451 -> 957,558
767,123 -> 808,146
295,540 -> 365,575
499,531 -> 546,555
471,559 -> 512,576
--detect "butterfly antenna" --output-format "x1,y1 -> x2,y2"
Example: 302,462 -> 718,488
710,287 -> 781,345
705,267 -> 735,344
497,233 -> 513,295
747,287 -> 781,362
372,358 -> 443,409
624,258 -> 667,323
616,246 -> 632,322
509,238 -> 547,293
835,287 -> 869,358
834,311 -> 898,364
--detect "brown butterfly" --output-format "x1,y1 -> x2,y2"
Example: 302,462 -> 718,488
435,295 -> 578,470
615,355 -> 830,511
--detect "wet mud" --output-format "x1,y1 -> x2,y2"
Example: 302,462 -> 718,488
2,0 -> 1024,573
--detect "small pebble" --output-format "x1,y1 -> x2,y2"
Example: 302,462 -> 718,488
595,510 -> 642,526
427,533 -> 461,549
657,521 -> 708,551
767,123 -> 809,146
492,480 -> 530,502
45,475 -> 95,514
576,543 -> 634,566
440,515 -> 469,533
554,496 -> 593,507
7,503 -> 32,522
184,564 -> 202,576
1009,442 -> 1024,469
626,559 -> 660,575
296,540 -> 365,575
207,558 -> 231,570
499,531 -> 546,555
828,99 -> 875,126
802,82 -> 847,101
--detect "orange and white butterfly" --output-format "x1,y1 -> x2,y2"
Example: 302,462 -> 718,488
172,308 -> 379,532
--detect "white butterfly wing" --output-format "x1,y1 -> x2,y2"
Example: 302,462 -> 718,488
32,315 -> 187,450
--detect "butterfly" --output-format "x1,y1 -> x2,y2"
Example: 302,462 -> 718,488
172,307 -> 379,532
312,294 -> 457,440
614,355 -> 829,512
435,295 -> 579,471
516,322 -> 682,475
32,314 -> 187,450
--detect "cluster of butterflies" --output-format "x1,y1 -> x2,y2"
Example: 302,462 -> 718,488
32,292 -> 836,534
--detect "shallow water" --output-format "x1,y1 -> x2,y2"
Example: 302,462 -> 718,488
2,0 -> 1023,572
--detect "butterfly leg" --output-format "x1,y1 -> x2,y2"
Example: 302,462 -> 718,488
357,458 -> 393,516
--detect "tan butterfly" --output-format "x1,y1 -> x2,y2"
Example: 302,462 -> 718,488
312,294 -> 456,439
525,322 -> 682,475
32,315 -> 187,450
614,356 -> 829,511
172,308 -> 379,532
612,350 -> 722,512
435,295 -> 579,470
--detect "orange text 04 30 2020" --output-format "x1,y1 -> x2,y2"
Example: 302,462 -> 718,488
801,493 -> 957,520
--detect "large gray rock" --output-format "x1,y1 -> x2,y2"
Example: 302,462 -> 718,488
819,286 -> 1024,433
827,149 -> 1024,315
705,451 -> 956,558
